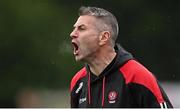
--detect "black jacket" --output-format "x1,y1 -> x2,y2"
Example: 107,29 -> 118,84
70,44 -> 173,108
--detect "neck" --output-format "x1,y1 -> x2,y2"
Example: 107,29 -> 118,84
86,46 -> 117,76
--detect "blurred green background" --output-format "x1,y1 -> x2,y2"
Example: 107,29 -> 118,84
0,0 -> 179,107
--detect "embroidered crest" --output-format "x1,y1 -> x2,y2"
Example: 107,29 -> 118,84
108,91 -> 117,103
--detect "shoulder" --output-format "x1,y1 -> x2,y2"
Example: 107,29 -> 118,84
120,59 -> 155,84
119,59 -> 164,103
70,67 -> 87,91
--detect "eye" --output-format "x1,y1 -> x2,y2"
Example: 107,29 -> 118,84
78,25 -> 86,31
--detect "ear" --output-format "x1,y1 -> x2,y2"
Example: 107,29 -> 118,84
99,31 -> 111,46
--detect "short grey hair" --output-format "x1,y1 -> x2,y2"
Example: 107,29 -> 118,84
79,6 -> 119,47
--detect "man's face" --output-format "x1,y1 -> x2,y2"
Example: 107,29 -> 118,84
70,15 -> 101,62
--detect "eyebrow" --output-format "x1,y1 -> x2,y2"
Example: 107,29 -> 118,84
73,24 -> 86,28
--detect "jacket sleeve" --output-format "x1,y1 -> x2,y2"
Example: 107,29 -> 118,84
129,82 -> 173,108
70,88 -> 78,108
120,60 -> 173,108
157,82 -> 173,108
70,77 -> 79,108
70,67 -> 87,107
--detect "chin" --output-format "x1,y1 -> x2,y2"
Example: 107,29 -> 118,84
75,56 -> 83,62
75,56 -> 86,62
75,58 -> 81,62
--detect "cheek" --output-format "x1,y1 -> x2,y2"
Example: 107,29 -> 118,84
84,36 -> 99,46
82,36 -> 99,49
79,30 -> 100,52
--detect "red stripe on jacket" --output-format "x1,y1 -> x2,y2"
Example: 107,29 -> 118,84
70,67 -> 87,91
120,60 -> 164,103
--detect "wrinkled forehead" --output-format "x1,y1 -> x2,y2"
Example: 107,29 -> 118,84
73,15 -> 98,28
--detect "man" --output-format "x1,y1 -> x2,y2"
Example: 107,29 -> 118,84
70,6 -> 173,108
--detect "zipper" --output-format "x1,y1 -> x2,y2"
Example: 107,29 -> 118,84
87,72 -> 106,107
102,77 -> 105,107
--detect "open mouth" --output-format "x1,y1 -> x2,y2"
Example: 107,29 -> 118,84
71,42 -> 79,55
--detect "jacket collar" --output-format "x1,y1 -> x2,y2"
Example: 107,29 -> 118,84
85,43 -> 134,83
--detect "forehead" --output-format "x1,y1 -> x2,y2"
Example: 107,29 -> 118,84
74,15 -> 98,27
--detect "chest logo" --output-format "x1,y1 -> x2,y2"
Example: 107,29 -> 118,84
108,91 -> 118,103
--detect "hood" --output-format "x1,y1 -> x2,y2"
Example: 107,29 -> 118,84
85,43 -> 134,107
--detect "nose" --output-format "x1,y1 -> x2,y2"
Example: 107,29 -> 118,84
70,29 -> 78,39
